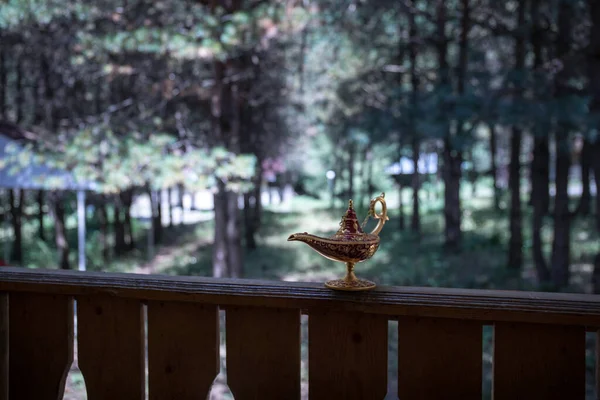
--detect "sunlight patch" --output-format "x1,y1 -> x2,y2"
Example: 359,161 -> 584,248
208,373 -> 235,400
62,362 -> 87,400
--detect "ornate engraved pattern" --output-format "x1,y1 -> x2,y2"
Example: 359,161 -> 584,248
325,278 -> 377,291
300,237 -> 379,263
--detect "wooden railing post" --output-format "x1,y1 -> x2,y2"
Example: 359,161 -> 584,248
147,301 -> 219,400
0,292 -> 7,400
493,322 -> 585,400
78,295 -> 144,400
226,306 -> 301,399
397,317 -> 482,399
9,293 -> 73,399
308,310 -> 388,399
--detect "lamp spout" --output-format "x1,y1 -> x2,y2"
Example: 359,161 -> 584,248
287,232 -> 309,242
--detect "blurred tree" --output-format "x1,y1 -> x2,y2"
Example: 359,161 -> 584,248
442,0 -> 465,250
589,0 -> 600,293
530,0 -> 551,282
508,0 -> 526,271
551,0 -> 575,288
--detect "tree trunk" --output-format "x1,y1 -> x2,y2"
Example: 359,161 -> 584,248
360,146 -> 372,211
589,0 -> 600,293
211,56 -> 233,278
191,190 -> 198,210
364,148 -> 373,203
508,127 -> 523,269
253,163 -> 263,229
531,132 -> 551,283
212,182 -> 228,278
443,138 -> 462,250
529,0 -> 551,283
121,190 -> 134,250
226,78 -> 243,277
593,145 -> 600,292
490,125 -> 500,210
0,41 -> 6,119
576,139 -> 592,215
97,200 -> 109,263
551,140 -> 571,287
398,183 -> 405,230
9,190 -> 23,265
467,150 -> 477,198
42,54 -> 55,129
409,2 -> 420,235
152,190 -> 162,245
530,0 -> 550,215
50,192 -> 69,270
113,199 -> 126,256
531,136 -> 550,214
227,191 -> 243,278
168,187 -> 174,228
243,192 -> 257,250
595,142 -> 600,233
532,201 -> 549,282
298,25 -> 308,95
411,138 -> 420,234
15,51 -> 23,124
441,0 -> 464,250
37,190 -> 45,241
177,184 -> 185,208
508,0 -> 526,270
126,199 -> 134,251
551,0 -> 574,288
32,54 -> 44,125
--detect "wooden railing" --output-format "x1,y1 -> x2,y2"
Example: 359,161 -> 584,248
0,267 -> 599,400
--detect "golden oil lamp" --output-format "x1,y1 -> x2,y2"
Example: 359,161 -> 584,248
287,193 -> 388,291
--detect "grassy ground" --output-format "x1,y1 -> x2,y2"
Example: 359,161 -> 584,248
5,186 -> 598,399
129,189 -> 599,294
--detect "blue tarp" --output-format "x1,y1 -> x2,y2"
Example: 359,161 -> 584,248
0,134 -> 96,191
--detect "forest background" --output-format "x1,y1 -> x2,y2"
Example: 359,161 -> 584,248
2,0 -> 600,397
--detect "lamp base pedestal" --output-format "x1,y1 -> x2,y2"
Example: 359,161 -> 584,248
324,278 -> 376,291
324,262 -> 376,291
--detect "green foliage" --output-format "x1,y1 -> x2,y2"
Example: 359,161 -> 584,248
2,127 -> 256,194
0,0 -> 95,29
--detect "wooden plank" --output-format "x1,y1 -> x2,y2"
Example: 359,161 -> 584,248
493,322 -> 585,400
147,301 -> 219,400
9,292 -> 73,400
226,307 -> 300,399
597,330 -> 600,400
397,317 -> 482,399
77,295 -> 144,400
1,267 -> 600,327
309,310 -> 387,399
0,293 -> 7,400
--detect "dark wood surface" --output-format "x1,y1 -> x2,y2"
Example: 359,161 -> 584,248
147,301 -> 219,400
493,322 -> 585,400
77,295 -> 144,400
308,310 -> 388,400
0,293 -> 7,400
0,268 -> 599,326
397,317 -> 482,399
597,330 -> 600,400
227,306 -> 301,399
9,293 -> 73,400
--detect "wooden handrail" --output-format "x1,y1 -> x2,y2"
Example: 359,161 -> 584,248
0,267 -> 596,399
0,267 -> 599,327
